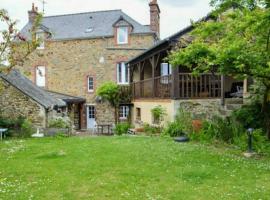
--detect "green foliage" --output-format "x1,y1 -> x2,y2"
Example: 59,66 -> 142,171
0,116 -> 34,138
20,119 -> 34,138
48,118 -> 70,129
168,0 -> 270,136
162,121 -> 184,137
232,102 -> 264,129
193,116 -> 244,143
175,108 -> 193,134
234,129 -> 270,153
0,9 -> 42,71
143,123 -> 162,135
96,82 -> 120,107
151,105 -> 167,125
190,114 -> 270,153
55,132 -> 69,139
114,123 -> 131,135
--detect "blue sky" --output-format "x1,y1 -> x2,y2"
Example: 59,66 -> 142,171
1,0 -> 212,39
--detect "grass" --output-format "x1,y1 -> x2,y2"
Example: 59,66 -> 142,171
0,136 -> 270,200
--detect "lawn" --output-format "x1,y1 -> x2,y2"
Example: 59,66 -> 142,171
0,136 -> 269,200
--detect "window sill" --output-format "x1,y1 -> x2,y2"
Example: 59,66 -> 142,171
117,83 -> 129,86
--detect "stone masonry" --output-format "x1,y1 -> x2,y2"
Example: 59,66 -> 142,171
20,35 -> 155,128
0,79 -> 46,127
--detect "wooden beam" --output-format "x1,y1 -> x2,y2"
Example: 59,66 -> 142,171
171,66 -> 180,99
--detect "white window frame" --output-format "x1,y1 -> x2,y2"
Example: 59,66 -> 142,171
88,76 -> 94,92
36,32 -> 45,49
117,27 -> 128,44
160,63 -> 172,84
160,63 -> 172,76
119,105 -> 129,119
117,62 -> 129,85
36,66 -> 46,87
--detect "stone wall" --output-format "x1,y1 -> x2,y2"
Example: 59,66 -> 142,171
19,34 -> 155,127
0,79 -> 46,127
174,99 -> 225,120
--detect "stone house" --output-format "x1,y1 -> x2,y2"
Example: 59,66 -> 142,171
0,70 -> 67,128
127,14 -> 248,126
18,1 -> 160,130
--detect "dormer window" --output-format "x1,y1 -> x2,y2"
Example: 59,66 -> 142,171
117,27 -> 128,44
36,32 -> 45,49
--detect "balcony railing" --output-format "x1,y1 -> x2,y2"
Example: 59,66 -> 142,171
132,73 -> 221,99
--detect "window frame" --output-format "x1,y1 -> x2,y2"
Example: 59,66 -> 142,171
117,26 -> 129,45
87,76 -> 94,93
35,66 -> 46,87
117,62 -> 129,85
136,107 -> 141,121
119,105 -> 129,119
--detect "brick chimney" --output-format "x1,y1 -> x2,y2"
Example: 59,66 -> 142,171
28,3 -> 39,23
149,0 -> 160,38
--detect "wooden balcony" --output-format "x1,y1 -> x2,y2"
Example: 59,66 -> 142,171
132,73 -> 222,99
119,85 -> 132,103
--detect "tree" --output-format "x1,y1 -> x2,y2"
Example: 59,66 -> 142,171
96,82 -> 121,124
168,0 -> 270,138
0,9 -> 41,72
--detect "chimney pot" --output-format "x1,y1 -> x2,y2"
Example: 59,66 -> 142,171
149,0 -> 160,38
28,3 -> 39,23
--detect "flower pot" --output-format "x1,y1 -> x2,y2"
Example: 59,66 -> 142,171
192,120 -> 203,133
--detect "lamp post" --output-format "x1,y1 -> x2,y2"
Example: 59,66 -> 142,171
247,128 -> 254,153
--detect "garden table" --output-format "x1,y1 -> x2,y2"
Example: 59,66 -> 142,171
0,128 -> 8,141
97,124 -> 113,135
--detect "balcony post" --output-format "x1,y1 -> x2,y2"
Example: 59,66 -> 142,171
221,75 -> 225,105
171,67 -> 180,99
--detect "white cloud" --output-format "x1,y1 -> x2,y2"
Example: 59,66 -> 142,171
1,0 -> 211,39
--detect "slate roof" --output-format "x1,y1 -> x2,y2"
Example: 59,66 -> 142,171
0,70 -> 66,109
127,13 -> 213,65
46,91 -> 85,104
20,9 -> 154,41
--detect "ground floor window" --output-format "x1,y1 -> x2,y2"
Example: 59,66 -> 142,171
119,105 -> 129,119
136,107 -> 141,121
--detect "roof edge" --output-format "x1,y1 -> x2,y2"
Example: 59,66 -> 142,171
43,9 -> 122,19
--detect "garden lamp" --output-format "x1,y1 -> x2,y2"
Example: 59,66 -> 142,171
247,128 -> 254,153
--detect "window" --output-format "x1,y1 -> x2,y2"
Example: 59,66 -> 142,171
36,32 -> 45,49
119,105 -> 129,119
117,27 -> 128,44
160,63 -> 172,84
36,66 -> 46,87
117,62 -> 129,84
160,63 -> 172,76
136,107 -> 141,120
88,76 -> 94,92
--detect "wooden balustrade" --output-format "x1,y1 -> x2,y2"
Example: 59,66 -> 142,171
132,73 -> 221,99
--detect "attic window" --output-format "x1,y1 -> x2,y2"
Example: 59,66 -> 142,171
85,27 -> 94,33
117,27 -> 128,44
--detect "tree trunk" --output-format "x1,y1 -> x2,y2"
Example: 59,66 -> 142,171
262,86 -> 270,139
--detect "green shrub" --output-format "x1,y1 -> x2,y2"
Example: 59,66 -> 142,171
0,116 -> 33,137
162,121 -> 184,137
232,103 -> 264,129
195,116 -> 244,143
151,106 -> 167,125
175,108 -> 193,134
55,132 -> 69,138
114,123 -> 130,135
233,129 -> 270,153
20,119 -> 34,138
49,118 -> 70,129
143,123 -> 161,135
